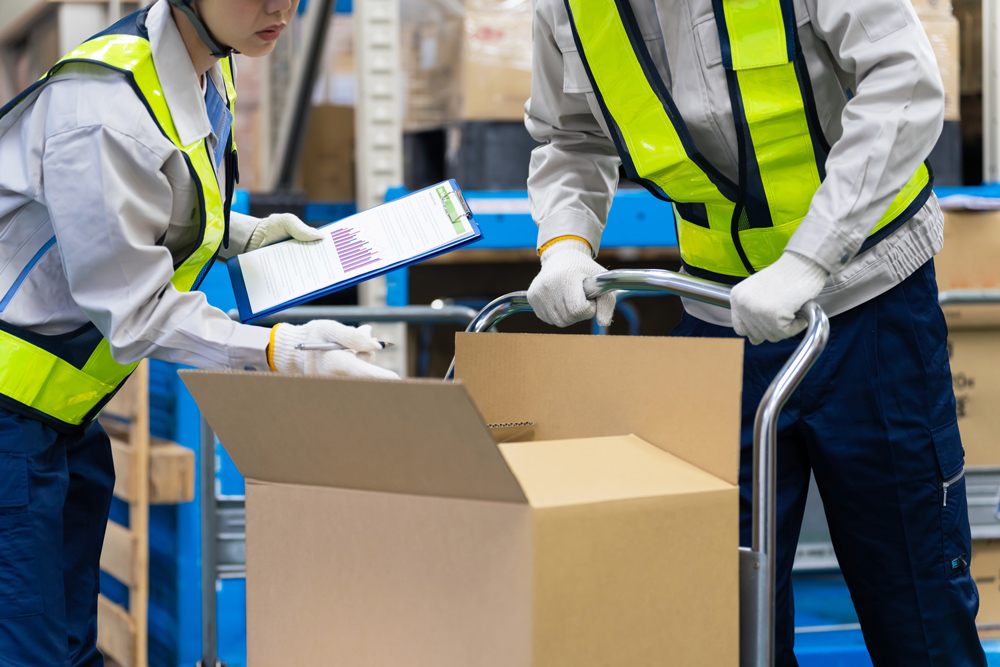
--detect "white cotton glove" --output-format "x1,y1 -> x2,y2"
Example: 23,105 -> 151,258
245,213 -> 325,252
526,239 -> 616,327
730,251 -> 829,345
268,320 -> 400,379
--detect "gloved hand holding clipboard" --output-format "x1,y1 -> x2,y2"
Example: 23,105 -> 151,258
228,180 -> 481,323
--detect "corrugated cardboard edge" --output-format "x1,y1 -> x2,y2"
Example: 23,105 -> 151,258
179,370 -> 528,504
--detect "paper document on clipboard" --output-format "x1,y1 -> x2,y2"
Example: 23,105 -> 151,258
228,180 -> 480,322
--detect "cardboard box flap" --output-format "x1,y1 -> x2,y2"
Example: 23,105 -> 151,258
456,333 -> 743,485
499,434 -> 734,508
179,371 -> 527,503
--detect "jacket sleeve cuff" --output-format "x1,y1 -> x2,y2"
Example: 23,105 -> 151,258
784,214 -> 862,275
536,210 -> 605,257
227,323 -> 273,371
218,212 -> 260,259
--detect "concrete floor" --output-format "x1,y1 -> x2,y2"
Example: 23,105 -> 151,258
794,571 -> 1000,665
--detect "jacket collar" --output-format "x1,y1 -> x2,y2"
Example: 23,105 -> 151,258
145,0 -> 229,147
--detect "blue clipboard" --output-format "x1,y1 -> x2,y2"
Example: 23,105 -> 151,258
228,180 -> 481,323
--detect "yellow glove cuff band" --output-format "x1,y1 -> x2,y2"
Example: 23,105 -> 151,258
267,325 -> 279,372
538,235 -> 593,257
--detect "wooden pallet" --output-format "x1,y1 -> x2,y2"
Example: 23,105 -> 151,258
96,361 -> 196,667
96,361 -> 150,667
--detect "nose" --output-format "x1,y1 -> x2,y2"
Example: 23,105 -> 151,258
265,0 -> 295,15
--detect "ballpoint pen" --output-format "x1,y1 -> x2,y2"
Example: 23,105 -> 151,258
294,341 -> 395,351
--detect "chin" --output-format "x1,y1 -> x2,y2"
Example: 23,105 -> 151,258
237,41 -> 277,58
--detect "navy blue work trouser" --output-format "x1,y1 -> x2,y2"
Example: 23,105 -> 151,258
672,260 -> 986,666
0,410 -> 114,666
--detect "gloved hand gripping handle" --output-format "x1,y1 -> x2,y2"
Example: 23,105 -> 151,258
449,269 -> 830,667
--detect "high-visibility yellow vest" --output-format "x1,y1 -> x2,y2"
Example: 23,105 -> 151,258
565,0 -> 932,283
0,7 -> 237,430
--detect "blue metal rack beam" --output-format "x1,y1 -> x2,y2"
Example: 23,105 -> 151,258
385,186 -> 677,249
381,187 -> 677,306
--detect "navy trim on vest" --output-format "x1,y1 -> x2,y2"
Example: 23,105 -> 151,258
714,0 -> 775,234
0,78 -> 47,119
724,68 -> 773,234
780,0 -> 798,63
681,260 -> 745,286
221,54 -> 238,250
0,319 -> 103,370
717,3 -> 735,70
80,386 -> 127,429
222,138 -> 235,250
0,394 -> 86,434
857,160 -> 935,256
794,47 -> 830,179
675,202 -> 710,228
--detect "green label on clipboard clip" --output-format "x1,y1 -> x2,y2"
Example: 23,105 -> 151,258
437,185 -> 467,236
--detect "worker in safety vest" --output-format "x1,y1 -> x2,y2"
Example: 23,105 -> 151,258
526,0 -> 986,663
0,0 -> 396,663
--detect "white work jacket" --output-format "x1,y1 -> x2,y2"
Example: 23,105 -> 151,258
0,0 -> 271,370
527,0 -> 947,325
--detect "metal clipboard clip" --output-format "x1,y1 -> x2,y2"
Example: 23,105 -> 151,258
443,190 -> 473,224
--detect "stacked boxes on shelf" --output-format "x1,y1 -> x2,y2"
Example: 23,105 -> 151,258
297,13 -> 357,202
234,12 -> 356,201
401,0 -> 538,191
936,200 -> 1000,626
913,0 -> 964,184
951,0 -> 984,183
401,0 -> 531,128
913,0 -> 962,122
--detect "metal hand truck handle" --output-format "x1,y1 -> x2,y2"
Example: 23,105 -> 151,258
447,269 -> 830,667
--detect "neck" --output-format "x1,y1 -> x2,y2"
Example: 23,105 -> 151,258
170,4 -> 218,78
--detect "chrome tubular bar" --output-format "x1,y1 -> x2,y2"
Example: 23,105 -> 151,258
230,304 -> 481,326
938,289 -> 1000,307
743,300 -> 827,665
450,269 -> 830,667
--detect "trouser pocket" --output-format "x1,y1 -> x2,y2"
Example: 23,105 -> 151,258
932,420 -> 971,579
0,511 -> 42,617
0,450 -> 41,617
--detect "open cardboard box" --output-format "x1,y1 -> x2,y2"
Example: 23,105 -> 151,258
181,333 -> 744,666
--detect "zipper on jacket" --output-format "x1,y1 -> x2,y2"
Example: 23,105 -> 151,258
943,466 -> 965,507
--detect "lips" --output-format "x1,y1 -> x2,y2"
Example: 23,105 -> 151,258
257,24 -> 285,41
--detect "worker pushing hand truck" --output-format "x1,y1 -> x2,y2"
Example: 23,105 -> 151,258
524,0 -> 985,662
